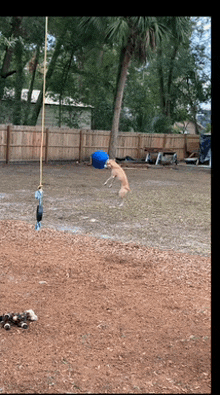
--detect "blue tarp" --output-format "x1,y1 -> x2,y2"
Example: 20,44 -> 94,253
199,134 -> 211,164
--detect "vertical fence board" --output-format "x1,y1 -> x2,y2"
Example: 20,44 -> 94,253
6,125 -> 11,163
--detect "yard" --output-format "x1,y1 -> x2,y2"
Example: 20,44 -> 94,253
0,162 -> 211,393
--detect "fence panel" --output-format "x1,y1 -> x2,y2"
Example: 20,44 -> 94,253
0,125 -> 200,163
186,135 -> 200,154
48,128 -> 80,161
164,134 -> 185,159
10,127 -> 45,161
81,130 -> 110,160
117,132 -> 140,158
0,125 -> 7,161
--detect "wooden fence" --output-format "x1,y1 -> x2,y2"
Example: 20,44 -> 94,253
0,124 -> 200,163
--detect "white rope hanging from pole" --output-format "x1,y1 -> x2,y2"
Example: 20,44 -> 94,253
35,16 -> 47,230
39,16 -> 48,189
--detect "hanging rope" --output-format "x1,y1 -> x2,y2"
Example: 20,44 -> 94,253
39,15 -> 48,189
35,16 -> 48,230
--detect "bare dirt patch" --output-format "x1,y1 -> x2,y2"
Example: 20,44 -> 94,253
0,162 -> 211,393
0,220 -> 210,394
0,162 -> 211,256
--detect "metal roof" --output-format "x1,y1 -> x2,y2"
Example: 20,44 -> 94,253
4,88 -> 93,108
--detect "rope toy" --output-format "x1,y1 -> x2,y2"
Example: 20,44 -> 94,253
0,309 -> 38,330
35,186 -> 43,230
92,151 -> 109,169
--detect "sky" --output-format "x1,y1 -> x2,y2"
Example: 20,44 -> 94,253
190,17 -> 211,110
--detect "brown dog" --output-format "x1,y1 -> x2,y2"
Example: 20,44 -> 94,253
104,159 -> 130,206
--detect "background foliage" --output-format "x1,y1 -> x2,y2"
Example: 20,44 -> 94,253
0,16 -> 211,132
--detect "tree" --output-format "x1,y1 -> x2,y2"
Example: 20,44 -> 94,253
28,17 -> 71,125
106,17 -> 167,158
13,36 -> 24,124
22,17 -> 45,124
119,61 -> 160,132
76,44 -> 119,130
156,17 -> 191,118
0,17 -> 23,99
47,17 -> 99,128
0,16 -> 45,124
155,17 -> 210,132
0,17 -> 210,133
23,44 -> 40,124
80,17 -> 168,156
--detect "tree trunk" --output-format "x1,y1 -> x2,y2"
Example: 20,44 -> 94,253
28,34 -> 65,126
157,48 -> 166,115
166,43 -> 179,118
108,45 -> 132,159
0,16 -> 23,100
23,45 -> 40,125
13,39 -> 23,125
58,46 -> 75,127
112,46 -> 126,112
191,105 -> 199,134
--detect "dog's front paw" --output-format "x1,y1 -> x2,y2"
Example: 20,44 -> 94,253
109,184 -> 112,188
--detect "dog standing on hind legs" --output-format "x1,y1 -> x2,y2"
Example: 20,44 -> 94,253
104,159 -> 130,206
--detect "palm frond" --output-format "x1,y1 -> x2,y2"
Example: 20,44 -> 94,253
79,16 -> 172,65
105,17 -> 130,45
130,17 -> 168,62
79,17 -> 106,33
164,16 -> 191,42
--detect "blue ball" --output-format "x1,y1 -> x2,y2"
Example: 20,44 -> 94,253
92,151 -> 109,169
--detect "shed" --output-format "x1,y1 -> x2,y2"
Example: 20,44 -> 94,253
2,88 -> 93,128
21,89 -> 93,128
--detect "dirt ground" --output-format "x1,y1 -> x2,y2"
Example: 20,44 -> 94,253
0,161 -> 211,256
0,162 -> 211,393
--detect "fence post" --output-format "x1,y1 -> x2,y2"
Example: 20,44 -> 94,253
45,128 -> 49,164
79,129 -> 83,162
183,133 -> 187,158
137,134 -> 142,159
6,124 -> 11,164
163,134 -> 167,149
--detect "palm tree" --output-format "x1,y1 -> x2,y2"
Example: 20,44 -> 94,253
106,17 -> 169,157
81,17 -> 192,158
81,17 -> 168,158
